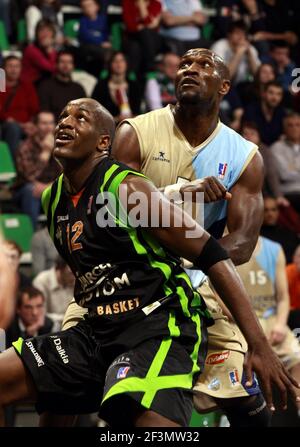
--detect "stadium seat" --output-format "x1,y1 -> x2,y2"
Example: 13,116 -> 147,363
111,22 -> 123,51
189,409 -> 219,427
0,213 -> 33,254
64,19 -> 80,39
0,20 -> 9,51
17,19 -> 27,44
0,141 -> 16,182
99,69 -> 136,81
202,22 -> 214,40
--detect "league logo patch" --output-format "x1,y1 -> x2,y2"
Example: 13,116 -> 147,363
218,163 -> 228,179
208,377 -> 221,391
229,369 -> 239,386
117,366 -> 130,379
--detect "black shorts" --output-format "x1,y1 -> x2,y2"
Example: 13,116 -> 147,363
12,312 -> 208,427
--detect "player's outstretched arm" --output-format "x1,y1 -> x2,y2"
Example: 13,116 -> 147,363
120,175 -> 300,412
0,235 -> 16,329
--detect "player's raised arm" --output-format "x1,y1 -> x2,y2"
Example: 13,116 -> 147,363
219,151 -> 264,265
0,235 -> 16,329
120,174 -> 300,412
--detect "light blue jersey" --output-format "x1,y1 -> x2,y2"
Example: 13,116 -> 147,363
186,123 -> 257,287
237,237 -> 281,318
128,106 -> 258,288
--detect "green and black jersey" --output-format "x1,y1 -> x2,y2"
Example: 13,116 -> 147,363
42,157 -> 211,346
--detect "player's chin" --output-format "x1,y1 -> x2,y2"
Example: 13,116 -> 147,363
53,141 -> 76,159
178,90 -> 201,104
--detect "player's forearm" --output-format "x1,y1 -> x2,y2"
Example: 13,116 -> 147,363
0,244 -> 16,329
218,231 -> 256,265
208,260 -> 268,348
275,294 -> 290,326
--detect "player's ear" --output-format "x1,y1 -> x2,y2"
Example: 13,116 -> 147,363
219,79 -> 230,96
97,134 -> 110,151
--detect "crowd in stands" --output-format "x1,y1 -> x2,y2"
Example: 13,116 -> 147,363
1,1 -> 300,424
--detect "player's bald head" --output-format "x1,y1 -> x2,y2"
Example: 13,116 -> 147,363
182,48 -> 230,81
69,98 -> 115,141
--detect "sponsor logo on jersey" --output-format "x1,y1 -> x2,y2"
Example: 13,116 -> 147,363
52,336 -> 69,364
25,341 -> 45,367
206,350 -> 230,365
97,298 -> 140,316
152,151 -> 170,163
57,214 -> 69,222
207,377 -> 221,391
117,366 -> 130,379
229,368 -> 239,386
218,163 -> 228,179
78,264 -> 132,303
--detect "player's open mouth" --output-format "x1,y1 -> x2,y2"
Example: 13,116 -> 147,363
55,131 -> 75,146
181,77 -> 199,87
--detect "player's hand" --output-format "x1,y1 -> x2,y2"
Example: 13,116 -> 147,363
243,340 -> 300,411
179,176 -> 232,203
269,323 -> 288,346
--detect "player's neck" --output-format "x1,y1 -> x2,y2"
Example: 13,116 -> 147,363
62,155 -> 107,194
173,103 -> 219,147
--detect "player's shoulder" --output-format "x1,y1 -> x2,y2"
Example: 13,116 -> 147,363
102,157 -> 147,186
125,105 -> 170,127
220,122 -> 257,151
41,174 -> 63,213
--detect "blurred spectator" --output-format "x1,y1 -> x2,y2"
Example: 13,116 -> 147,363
241,62 -> 276,105
13,111 -> 60,228
123,0 -> 162,74
33,257 -> 75,327
25,0 -> 64,43
6,286 -> 55,346
38,50 -> 86,121
145,52 -> 179,110
213,0 -> 265,40
211,21 -> 260,86
3,240 -> 31,290
241,121 -> 281,197
0,55 -> 39,159
220,87 -> 243,131
92,51 -> 142,123
160,0 -> 207,56
31,227 -> 58,276
286,245 -> 300,311
270,113 -> 300,214
78,0 -> 112,76
252,0 -> 298,49
260,196 -> 300,263
22,19 -> 57,85
243,80 -> 285,145
265,42 -> 296,93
